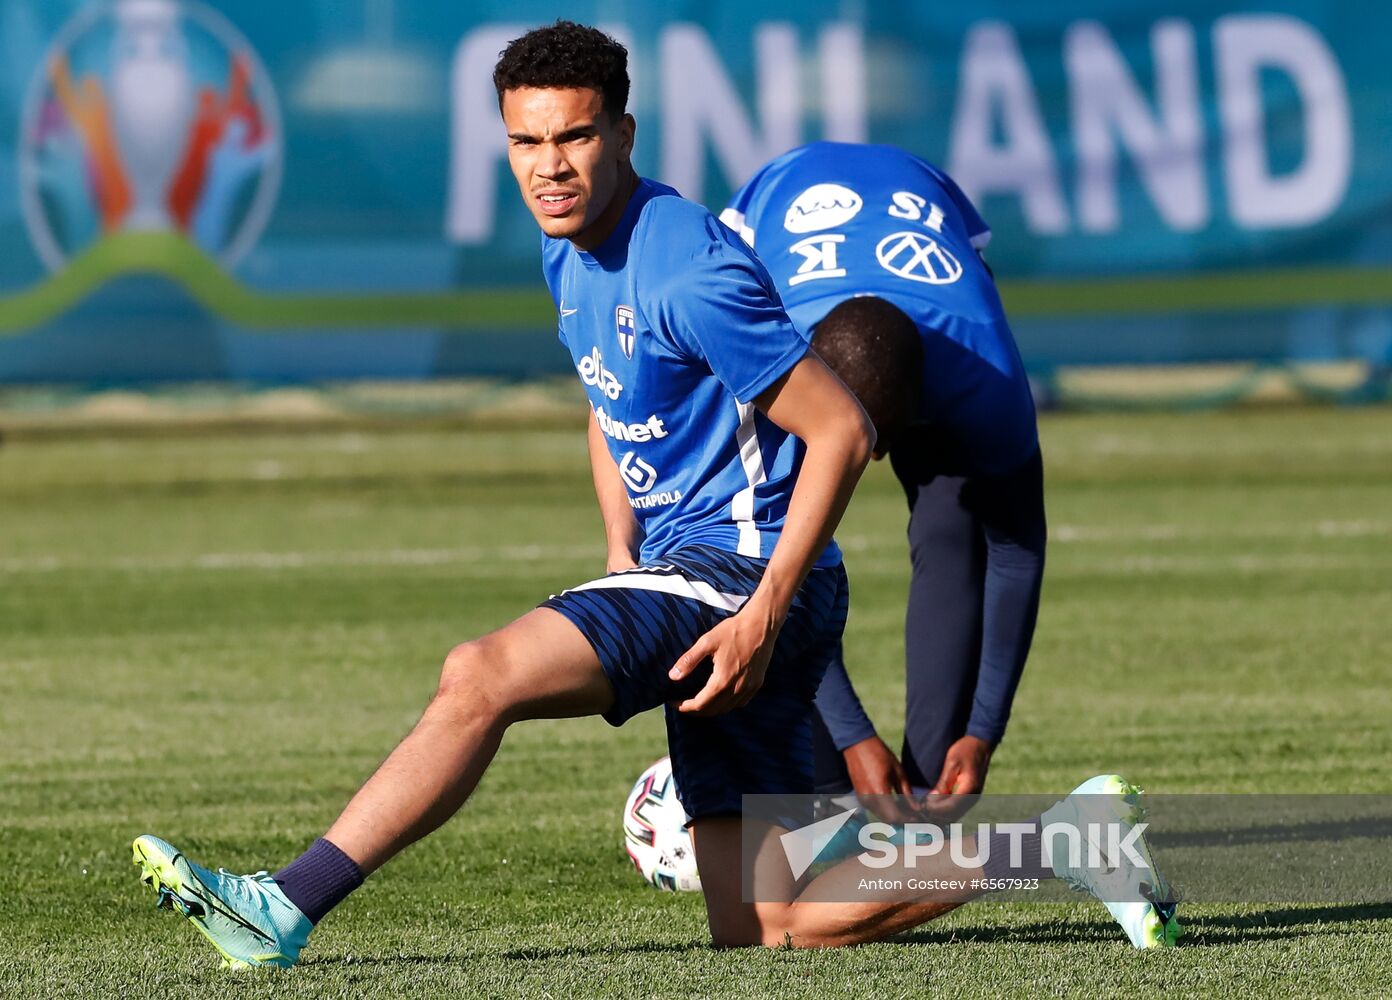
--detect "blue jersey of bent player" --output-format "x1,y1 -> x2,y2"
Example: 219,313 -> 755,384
723,142 -> 1037,475
542,177 -> 838,566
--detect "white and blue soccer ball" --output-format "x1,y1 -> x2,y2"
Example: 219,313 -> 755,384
622,756 -> 702,893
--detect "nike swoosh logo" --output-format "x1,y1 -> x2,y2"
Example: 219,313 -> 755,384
560,300 -> 579,318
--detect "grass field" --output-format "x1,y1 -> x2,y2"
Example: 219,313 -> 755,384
2,405 -> 1391,998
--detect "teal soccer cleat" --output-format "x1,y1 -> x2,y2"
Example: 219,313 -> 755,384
1040,774 -> 1182,949
133,835 -> 312,969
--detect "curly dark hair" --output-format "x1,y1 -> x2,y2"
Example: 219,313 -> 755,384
493,20 -> 630,120
812,296 -> 923,448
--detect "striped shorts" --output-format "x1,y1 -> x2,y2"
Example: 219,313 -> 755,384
541,544 -> 849,820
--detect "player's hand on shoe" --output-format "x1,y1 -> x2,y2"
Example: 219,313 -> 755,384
920,735 -> 993,821
668,605 -> 779,716
843,734 -> 923,823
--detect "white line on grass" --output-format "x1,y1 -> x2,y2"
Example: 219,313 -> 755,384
1,519 -> 1387,575
1051,519 -> 1391,542
0,543 -> 604,574
1078,552 -> 1392,575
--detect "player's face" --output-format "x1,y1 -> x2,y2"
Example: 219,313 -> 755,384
502,86 -> 635,249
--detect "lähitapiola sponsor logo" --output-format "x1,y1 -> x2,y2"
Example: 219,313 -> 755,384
618,452 -> 659,494
620,449 -> 684,508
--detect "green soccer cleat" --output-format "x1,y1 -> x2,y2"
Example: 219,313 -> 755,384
133,834 -> 312,969
1040,774 -> 1183,949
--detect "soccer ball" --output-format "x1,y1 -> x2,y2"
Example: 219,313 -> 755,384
622,756 -> 702,892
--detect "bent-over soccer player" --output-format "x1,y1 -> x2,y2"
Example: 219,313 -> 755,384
722,144 -> 1047,815
132,22 -> 1179,967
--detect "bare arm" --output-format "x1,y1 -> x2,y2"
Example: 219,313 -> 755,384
587,410 -> 643,573
670,353 -> 874,714
743,352 -> 874,629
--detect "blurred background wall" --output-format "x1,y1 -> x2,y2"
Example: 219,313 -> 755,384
0,0 -> 1388,395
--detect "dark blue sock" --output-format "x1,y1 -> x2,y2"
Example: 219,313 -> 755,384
981,820 -> 1053,884
273,838 -> 364,925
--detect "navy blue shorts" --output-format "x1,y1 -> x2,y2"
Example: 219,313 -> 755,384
541,545 -> 849,820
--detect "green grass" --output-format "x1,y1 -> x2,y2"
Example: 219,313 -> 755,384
2,406 -> 1391,997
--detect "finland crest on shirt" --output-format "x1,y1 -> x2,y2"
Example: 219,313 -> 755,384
539,178 -> 840,568
616,305 -> 637,360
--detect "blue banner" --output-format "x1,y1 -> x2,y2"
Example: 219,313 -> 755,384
0,1 -> 1388,384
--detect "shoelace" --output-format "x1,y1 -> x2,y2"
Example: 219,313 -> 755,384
211,869 -> 280,913
172,868 -> 281,943
216,868 -> 272,880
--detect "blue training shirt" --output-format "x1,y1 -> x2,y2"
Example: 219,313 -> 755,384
722,142 -> 1038,475
542,177 -> 839,567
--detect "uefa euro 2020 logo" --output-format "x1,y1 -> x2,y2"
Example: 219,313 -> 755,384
19,0 -> 282,272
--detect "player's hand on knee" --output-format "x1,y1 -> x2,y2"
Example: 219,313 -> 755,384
669,613 -> 777,716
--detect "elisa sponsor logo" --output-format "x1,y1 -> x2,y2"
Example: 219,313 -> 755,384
577,346 -> 623,400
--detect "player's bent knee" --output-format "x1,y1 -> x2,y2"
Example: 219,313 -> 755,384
434,640 -> 509,718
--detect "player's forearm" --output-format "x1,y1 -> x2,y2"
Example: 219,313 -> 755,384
744,356 -> 874,622
814,655 -> 878,751
968,538 -> 1045,743
587,412 -> 643,563
750,406 -> 872,624
967,464 -> 1047,743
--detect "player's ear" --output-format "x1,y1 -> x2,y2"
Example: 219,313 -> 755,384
616,113 -> 636,158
